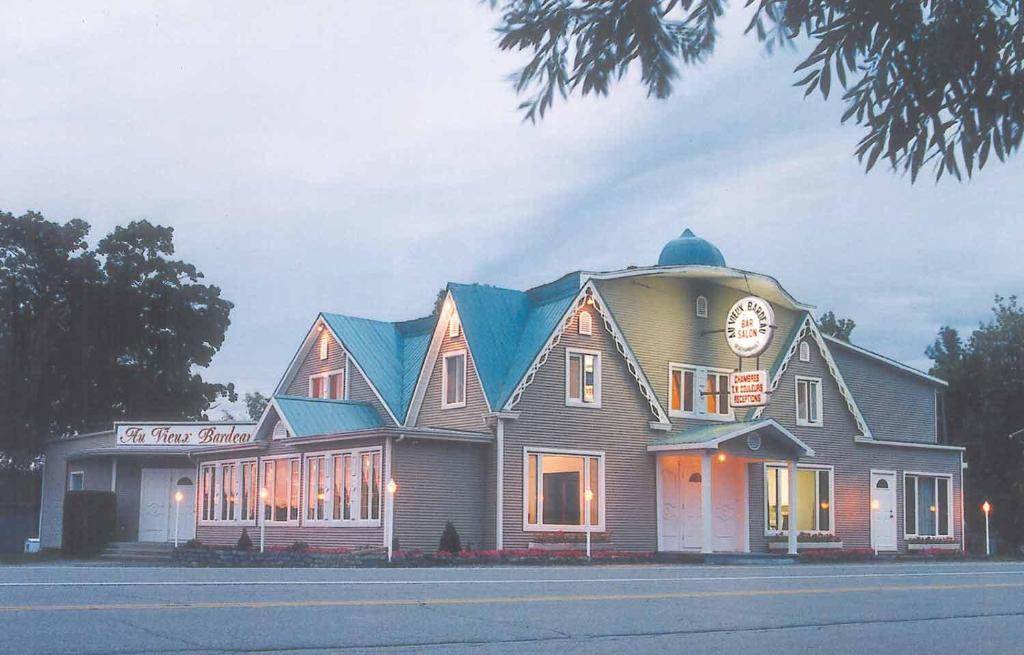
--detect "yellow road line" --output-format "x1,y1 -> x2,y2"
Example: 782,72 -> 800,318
2,580 -> 1022,614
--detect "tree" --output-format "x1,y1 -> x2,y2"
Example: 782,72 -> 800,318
245,392 -> 270,421
0,211 -> 236,467
928,296 -> 1024,552
818,310 -> 856,341
487,0 -> 1023,181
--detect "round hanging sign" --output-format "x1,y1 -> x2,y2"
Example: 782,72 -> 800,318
725,296 -> 775,358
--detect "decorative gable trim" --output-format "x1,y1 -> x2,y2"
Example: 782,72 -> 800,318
404,292 -> 492,426
753,315 -> 873,439
275,315 -> 401,426
252,398 -> 298,443
503,282 -> 670,425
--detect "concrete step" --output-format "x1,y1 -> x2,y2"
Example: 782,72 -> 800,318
704,552 -> 796,565
101,541 -> 175,562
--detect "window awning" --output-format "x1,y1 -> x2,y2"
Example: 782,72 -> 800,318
647,419 -> 814,457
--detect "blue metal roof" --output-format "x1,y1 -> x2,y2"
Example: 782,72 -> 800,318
274,395 -> 383,437
657,228 -> 727,267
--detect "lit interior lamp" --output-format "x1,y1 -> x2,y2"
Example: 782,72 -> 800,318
317,492 -> 325,501
259,488 -> 268,501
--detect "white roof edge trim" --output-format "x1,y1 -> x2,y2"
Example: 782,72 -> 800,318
403,292 -> 454,426
823,334 -> 948,387
581,266 -> 815,312
853,436 -> 964,451
646,418 -> 814,457
319,320 -> 402,426
272,315 -> 325,396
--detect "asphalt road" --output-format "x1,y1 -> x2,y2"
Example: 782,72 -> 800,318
2,561 -> 1023,654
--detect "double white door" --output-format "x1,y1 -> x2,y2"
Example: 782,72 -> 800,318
139,468 -> 196,543
659,458 -> 704,551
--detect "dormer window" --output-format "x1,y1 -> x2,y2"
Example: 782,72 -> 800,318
696,295 -> 708,318
310,369 -> 345,400
272,420 -> 288,440
799,341 -> 811,362
566,348 -> 601,407
319,334 -> 329,360
449,314 -> 461,339
578,310 -> 592,336
442,350 -> 467,408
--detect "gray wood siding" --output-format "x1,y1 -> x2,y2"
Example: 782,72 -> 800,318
285,331 -> 348,396
414,326 -> 489,431
595,277 -> 801,430
195,435 -> 387,549
40,433 -> 114,548
830,341 -> 938,444
347,363 -> 397,426
501,306 -> 658,551
750,348 -> 962,551
393,439 -> 488,551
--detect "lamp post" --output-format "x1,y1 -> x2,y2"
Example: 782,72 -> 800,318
982,501 -> 992,557
173,491 -> 184,548
386,479 -> 397,563
584,488 -> 593,559
259,487 -> 268,553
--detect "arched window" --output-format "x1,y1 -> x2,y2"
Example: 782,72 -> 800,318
876,479 -> 889,489
578,310 -> 593,336
799,341 -> 811,362
272,420 -> 288,441
696,295 -> 708,318
449,314 -> 461,339
688,472 -> 702,483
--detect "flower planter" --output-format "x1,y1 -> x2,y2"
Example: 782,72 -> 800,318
907,542 -> 960,551
528,542 -> 581,551
769,540 -> 844,551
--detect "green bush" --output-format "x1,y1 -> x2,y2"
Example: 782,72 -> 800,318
236,528 -> 253,551
62,491 -> 116,555
439,521 -> 461,554
287,541 -> 309,552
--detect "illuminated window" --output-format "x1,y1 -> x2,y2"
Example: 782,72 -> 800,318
199,459 -> 258,524
696,295 -> 708,318
669,364 -> 732,420
68,471 -> 85,491
566,348 -> 601,407
442,351 -> 467,408
578,310 -> 592,336
799,341 -> 811,362
765,464 -> 833,534
319,334 -> 329,360
904,474 -> 951,537
261,457 -> 301,523
449,314 -> 461,339
525,449 -> 603,530
796,377 -> 823,426
310,369 -> 345,400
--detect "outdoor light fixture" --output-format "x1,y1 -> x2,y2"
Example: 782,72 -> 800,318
820,502 -> 829,510
173,490 -> 185,548
259,487 -> 269,553
871,499 -> 880,510
717,453 -> 726,462
386,479 -> 397,562
584,488 -> 594,559
982,501 -> 992,557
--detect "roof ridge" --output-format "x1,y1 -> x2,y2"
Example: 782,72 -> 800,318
275,395 -> 374,406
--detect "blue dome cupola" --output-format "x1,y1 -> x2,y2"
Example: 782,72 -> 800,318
657,228 -> 727,267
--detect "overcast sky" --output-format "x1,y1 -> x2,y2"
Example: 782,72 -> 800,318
3,3 -> 1022,419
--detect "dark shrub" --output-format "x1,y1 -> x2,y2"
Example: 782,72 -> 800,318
184,539 -> 204,549
287,541 -> 309,553
236,528 -> 253,551
62,491 -> 116,555
439,521 -> 461,554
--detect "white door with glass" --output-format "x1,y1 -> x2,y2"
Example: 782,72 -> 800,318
870,471 -> 897,551
138,468 -> 196,542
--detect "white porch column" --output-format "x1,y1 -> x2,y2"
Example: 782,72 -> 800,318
701,451 -> 713,554
495,418 -> 504,551
787,460 -> 799,555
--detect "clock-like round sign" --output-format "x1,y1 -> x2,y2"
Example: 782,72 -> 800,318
725,296 -> 775,358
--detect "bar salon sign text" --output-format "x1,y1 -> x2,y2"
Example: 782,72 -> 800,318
115,423 -> 255,448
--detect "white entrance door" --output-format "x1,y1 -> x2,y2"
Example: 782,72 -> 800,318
139,468 -> 197,543
871,471 -> 897,552
659,457 -> 704,551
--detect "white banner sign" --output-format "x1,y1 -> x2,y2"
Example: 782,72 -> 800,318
729,370 -> 769,408
115,423 -> 255,448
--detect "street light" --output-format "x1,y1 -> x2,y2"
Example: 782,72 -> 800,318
386,479 -> 397,563
259,487 -> 269,553
982,501 -> 992,557
173,491 -> 184,548
584,488 -> 594,559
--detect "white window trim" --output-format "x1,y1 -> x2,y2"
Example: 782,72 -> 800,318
522,447 -> 606,533
667,363 -> 734,421
565,347 -> 602,408
696,295 -> 708,318
68,470 -> 84,491
799,341 -> 811,362
795,376 -> 824,427
441,349 -> 468,409
302,447 -> 383,528
259,455 -> 303,526
762,463 -> 836,536
309,368 -> 346,400
902,470 -> 954,539
197,458 -> 259,527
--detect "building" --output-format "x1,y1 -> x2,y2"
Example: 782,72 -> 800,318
40,230 -> 965,555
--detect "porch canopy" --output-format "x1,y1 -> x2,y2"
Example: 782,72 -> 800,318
648,419 -> 814,555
